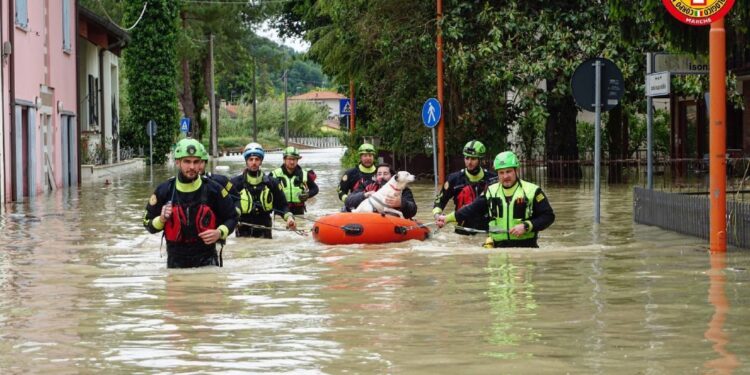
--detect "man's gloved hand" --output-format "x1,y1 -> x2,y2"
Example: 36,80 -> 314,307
435,214 -> 447,228
298,191 -> 309,202
286,217 -> 297,230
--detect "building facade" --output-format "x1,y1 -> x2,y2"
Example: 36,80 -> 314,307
2,0 -> 78,202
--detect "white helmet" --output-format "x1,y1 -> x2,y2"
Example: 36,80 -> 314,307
242,142 -> 265,160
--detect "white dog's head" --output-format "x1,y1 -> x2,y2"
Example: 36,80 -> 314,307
390,171 -> 415,189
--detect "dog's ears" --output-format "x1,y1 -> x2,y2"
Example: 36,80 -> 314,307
394,173 -> 399,182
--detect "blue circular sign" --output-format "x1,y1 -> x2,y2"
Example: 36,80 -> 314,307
422,98 -> 441,128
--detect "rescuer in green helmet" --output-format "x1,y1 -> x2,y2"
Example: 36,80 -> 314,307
436,150 -> 555,248
337,143 -> 379,207
432,140 -> 497,235
271,146 -> 319,215
143,138 -> 238,268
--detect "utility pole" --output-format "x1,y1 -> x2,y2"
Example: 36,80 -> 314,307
283,69 -> 289,147
252,57 -> 258,142
436,0 -> 446,184
209,33 -> 218,157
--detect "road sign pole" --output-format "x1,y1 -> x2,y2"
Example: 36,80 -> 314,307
432,127 -> 438,192
149,128 -> 153,182
593,59 -> 602,224
646,53 -> 654,190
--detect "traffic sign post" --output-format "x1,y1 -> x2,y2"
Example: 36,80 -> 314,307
571,57 -> 624,224
180,117 -> 191,134
146,119 -> 156,181
422,98 -> 442,191
339,99 -> 353,116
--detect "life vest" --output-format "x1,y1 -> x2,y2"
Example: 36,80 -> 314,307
485,180 -> 539,242
239,172 -> 274,214
351,165 -> 377,193
454,168 -> 487,209
272,167 -> 308,204
164,180 -> 217,243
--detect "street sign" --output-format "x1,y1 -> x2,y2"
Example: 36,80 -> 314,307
646,72 -> 671,97
146,119 -> 157,137
421,98 -> 441,128
654,53 -> 708,74
571,57 -> 624,112
339,99 -> 353,115
180,117 -> 191,133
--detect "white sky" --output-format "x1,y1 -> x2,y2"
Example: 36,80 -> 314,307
256,21 -> 310,53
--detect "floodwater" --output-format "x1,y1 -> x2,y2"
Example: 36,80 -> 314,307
1,148 -> 748,374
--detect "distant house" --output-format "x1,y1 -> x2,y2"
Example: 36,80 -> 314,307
78,6 -> 128,168
289,91 -> 347,120
2,0 -> 78,202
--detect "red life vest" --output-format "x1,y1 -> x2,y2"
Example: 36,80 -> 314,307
164,182 -> 217,243
456,184 -> 477,209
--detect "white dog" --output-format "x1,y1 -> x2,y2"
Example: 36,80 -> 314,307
354,171 -> 415,217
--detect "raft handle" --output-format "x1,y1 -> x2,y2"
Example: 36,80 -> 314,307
341,224 -> 364,236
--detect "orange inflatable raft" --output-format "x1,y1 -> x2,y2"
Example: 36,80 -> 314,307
312,212 -> 430,245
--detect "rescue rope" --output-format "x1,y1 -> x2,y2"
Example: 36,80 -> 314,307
237,221 -> 310,236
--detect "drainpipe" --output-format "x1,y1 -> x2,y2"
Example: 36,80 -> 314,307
8,0 -> 16,202
74,0 -> 80,185
99,48 -> 105,164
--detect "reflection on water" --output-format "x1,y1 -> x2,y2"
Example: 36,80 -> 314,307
704,253 -> 740,374
0,148 -> 749,373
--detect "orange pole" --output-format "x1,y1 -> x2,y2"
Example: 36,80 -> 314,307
436,0 -> 446,184
709,19 -> 726,252
350,79 -> 355,133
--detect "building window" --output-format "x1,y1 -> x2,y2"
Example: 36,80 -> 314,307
88,75 -> 99,127
15,0 -> 28,29
62,0 -> 71,51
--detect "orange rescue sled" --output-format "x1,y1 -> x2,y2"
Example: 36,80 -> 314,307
312,212 -> 430,245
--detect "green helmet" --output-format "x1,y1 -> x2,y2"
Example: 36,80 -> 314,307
358,143 -> 376,155
493,151 -> 520,170
283,146 -> 301,159
199,143 -> 209,161
463,140 -> 486,158
174,138 -> 203,159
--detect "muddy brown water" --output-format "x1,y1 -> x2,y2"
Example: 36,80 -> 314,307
0,148 -> 748,374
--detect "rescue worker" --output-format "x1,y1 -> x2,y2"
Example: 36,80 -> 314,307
198,143 -> 232,195
337,143 -> 378,206
344,163 -> 418,219
432,140 -> 496,235
436,151 -> 554,248
271,146 -> 319,215
229,142 -> 296,238
143,138 -> 238,268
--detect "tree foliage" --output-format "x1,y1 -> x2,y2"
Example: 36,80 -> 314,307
121,0 -> 180,164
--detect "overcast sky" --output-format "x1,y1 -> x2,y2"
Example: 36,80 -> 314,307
256,21 -> 310,53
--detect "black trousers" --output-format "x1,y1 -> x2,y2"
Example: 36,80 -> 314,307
166,244 -> 220,268
289,204 -> 306,216
492,237 -> 539,248
236,214 -> 273,238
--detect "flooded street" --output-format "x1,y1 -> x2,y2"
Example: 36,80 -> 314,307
1,148 -> 748,374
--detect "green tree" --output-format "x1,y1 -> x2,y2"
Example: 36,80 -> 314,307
122,0 -> 179,164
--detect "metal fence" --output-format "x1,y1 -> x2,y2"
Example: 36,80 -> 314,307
289,137 -> 342,148
633,187 -> 750,249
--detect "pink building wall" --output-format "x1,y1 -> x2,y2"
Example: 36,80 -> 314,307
3,0 -> 78,201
